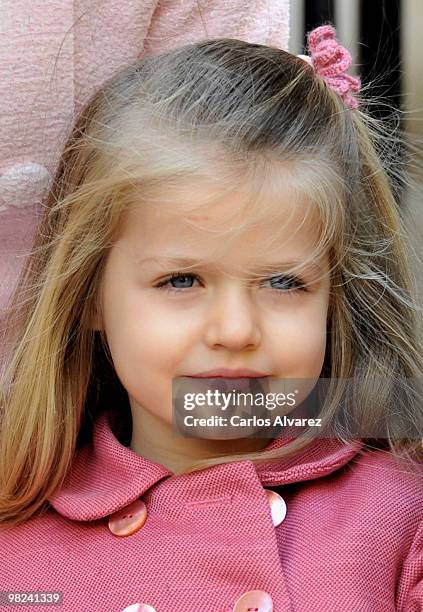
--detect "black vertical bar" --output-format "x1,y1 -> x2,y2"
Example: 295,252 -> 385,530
301,1 -> 405,206
359,0 -> 406,207
304,0 -> 335,49
359,0 -> 402,118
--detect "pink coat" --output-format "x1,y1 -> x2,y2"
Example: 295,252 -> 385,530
0,0 -> 289,320
1,409 -> 422,611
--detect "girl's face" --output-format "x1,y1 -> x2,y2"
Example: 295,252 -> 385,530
98,177 -> 331,442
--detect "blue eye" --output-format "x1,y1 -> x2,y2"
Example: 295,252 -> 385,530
158,273 -> 199,290
268,274 -> 306,292
155,272 -> 307,294
155,273 -> 200,293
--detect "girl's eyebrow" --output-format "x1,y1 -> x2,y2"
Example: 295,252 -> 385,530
137,256 -> 325,275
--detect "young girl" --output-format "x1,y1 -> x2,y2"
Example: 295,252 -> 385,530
0,25 -> 422,612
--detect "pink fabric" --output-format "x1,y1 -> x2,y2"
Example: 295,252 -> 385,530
1,409 -> 422,611
305,25 -> 361,109
0,0 -> 290,319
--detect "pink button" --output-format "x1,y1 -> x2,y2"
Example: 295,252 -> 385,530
108,499 -> 148,537
121,604 -> 157,612
232,590 -> 273,611
264,489 -> 287,527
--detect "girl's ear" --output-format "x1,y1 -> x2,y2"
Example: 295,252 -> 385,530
90,314 -> 104,331
88,280 -> 105,331
327,289 -> 334,323
88,302 -> 104,331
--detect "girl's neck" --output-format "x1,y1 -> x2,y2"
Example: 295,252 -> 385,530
129,399 -> 271,474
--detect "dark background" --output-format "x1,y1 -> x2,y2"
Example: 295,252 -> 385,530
304,0 -> 401,119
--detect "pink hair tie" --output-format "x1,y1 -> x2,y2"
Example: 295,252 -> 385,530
297,24 -> 361,110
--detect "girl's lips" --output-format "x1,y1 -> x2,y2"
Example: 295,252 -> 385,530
188,368 -> 270,378
186,377 -> 268,395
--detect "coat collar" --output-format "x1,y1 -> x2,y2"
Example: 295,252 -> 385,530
48,409 -> 363,521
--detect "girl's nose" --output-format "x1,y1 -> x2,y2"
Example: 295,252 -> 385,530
204,284 -> 262,351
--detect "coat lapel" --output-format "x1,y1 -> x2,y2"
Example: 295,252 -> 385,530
49,409 -> 363,521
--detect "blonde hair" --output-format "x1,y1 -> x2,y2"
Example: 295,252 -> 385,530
1,38 -> 422,530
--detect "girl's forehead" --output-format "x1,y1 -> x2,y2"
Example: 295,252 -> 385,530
119,184 -> 324,269
124,176 -> 319,238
